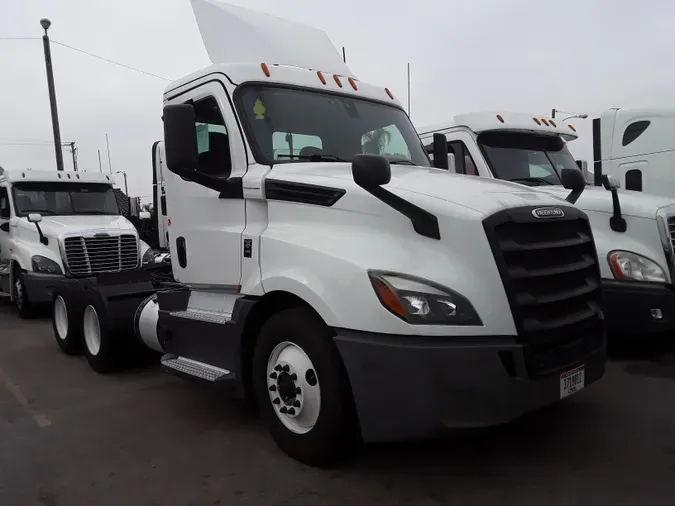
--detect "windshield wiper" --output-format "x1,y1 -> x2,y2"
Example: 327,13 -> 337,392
23,209 -> 57,215
508,177 -> 553,186
276,153 -> 348,162
389,159 -> 415,165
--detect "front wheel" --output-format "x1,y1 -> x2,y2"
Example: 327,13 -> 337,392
252,307 -> 359,467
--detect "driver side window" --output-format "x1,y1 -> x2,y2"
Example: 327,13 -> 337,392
192,97 -> 232,178
0,187 -> 9,219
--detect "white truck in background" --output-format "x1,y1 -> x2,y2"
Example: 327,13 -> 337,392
418,113 -> 675,337
50,0 -> 606,466
589,107 -> 675,197
0,168 -> 153,319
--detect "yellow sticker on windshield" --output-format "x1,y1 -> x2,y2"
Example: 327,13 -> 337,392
253,98 -> 266,120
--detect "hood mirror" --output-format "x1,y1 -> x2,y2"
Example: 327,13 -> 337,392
561,168 -> 586,204
139,211 -> 151,221
27,213 -> 48,245
601,175 -> 627,232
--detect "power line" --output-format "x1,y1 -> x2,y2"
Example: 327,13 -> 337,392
1,36 -> 170,81
50,39 -> 172,81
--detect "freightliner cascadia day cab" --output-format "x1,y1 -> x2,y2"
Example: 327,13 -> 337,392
0,168 -> 152,319
589,107 -> 675,198
51,0 -> 606,466
418,113 -> 675,337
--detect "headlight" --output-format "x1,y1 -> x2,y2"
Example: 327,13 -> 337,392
141,247 -> 155,266
608,250 -> 666,283
368,271 -> 482,325
31,255 -> 62,274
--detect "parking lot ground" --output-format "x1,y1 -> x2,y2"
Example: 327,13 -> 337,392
1,302 -> 675,506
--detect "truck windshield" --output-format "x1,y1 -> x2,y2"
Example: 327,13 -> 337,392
478,131 -> 580,186
235,85 -> 431,167
12,182 -> 120,216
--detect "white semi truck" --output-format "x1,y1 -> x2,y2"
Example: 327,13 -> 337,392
50,0 -> 606,466
418,113 -> 675,337
0,168 -> 153,319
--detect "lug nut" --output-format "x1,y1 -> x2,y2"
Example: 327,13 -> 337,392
269,385 -> 277,392
269,372 -> 277,379
283,365 -> 290,372
272,397 -> 280,405
295,387 -> 301,395
274,365 -> 282,372
280,406 -> 288,414
287,408 -> 296,415
290,373 -> 297,381
293,400 -> 300,408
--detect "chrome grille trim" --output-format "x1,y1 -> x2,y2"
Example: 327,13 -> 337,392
62,233 -> 139,275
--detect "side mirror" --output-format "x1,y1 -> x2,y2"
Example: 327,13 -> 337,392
561,168 -> 586,204
601,174 -> 621,190
163,104 -> 199,176
432,133 -> 449,170
352,154 -> 391,188
139,211 -> 151,221
27,213 -> 42,224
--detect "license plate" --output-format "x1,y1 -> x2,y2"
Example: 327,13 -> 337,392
560,365 -> 585,399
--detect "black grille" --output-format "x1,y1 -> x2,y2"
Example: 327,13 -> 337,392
64,234 -> 139,275
667,217 -> 675,252
483,206 -> 604,378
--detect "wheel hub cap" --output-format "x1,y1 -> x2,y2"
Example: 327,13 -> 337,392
266,341 -> 321,434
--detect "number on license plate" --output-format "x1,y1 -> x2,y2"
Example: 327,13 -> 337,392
560,365 -> 585,399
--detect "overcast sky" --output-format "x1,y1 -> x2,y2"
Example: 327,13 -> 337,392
1,0 -> 673,200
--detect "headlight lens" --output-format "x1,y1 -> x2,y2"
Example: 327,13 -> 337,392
368,271 -> 482,325
608,250 -> 666,283
141,247 -> 156,266
31,255 -> 62,274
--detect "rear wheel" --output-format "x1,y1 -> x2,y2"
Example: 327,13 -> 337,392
52,288 -> 82,355
14,272 -> 35,319
252,307 -> 359,467
80,290 -> 124,373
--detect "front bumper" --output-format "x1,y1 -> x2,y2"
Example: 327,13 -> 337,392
333,330 -> 605,443
602,279 -> 675,335
22,272 -> 65,304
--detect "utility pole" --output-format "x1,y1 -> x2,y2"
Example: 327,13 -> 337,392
407,63 -> 411,117
116,170 -> 129,196
67,141 -> 78,171
40,18 -> 64,171
97,149 -> 103,173
105,134 -> 112,174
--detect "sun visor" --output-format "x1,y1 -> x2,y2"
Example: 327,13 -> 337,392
190,0 -> 355,78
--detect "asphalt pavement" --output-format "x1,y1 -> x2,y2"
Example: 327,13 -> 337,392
1,301 -> 674,506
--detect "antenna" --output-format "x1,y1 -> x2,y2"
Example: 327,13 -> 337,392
407,63 -> 411,117
105,134 -> 112,174
342,47 -> 346,63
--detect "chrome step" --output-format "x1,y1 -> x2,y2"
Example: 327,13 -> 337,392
161,355 -> 231,382
169,309 -> 231,324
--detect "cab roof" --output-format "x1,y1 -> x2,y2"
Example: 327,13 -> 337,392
0,169 -> 114,185
417,112 -> 579,142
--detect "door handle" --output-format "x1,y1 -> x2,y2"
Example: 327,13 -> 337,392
176,236 -> 187,268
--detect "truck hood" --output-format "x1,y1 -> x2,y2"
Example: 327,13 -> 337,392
20,215 -> 137,238
540,185 -> 675,219
272,163 -> 565,215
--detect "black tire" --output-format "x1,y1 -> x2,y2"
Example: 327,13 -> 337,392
80,289 -> 125,374
14,271 -> 35,319
252,306 -> 359,467
51,285 -> 82,355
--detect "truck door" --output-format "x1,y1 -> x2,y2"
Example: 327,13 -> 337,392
164,82 -> 248,288
0,185 -> 11,284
